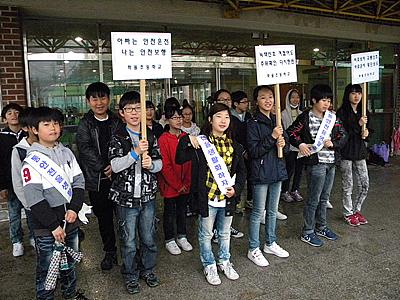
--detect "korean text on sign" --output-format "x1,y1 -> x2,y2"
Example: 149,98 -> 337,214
111,32 -> 172,80
255,45 -> 298,85
351,51 -> 379,84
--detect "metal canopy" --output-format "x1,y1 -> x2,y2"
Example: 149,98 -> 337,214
192,0 -> 400,25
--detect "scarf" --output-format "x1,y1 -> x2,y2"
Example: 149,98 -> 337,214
206,134 -> 234,201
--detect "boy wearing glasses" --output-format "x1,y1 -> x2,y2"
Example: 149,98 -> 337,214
108,91 -> 162,294
76,82 -> 122,270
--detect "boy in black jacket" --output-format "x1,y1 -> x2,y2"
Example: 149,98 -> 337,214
287,84 -> 347,247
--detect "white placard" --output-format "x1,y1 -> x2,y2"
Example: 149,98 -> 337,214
255,45 -> 297,85
111,32 -> 172,80
351,51 -> 379,84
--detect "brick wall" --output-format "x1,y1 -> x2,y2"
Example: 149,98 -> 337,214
0,6 -> 27,109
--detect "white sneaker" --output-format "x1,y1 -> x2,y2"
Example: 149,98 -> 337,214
276,211 -> 287,220
176,237 -> 193,252
247,248 -> 269,267
218,260 -> 239,280
326,201 -> 333,209
263,242 -> 289,258
165,240 -> 181,255
29,238 -> 36,249
12,242 -> 24,257
204,264 -> 221,285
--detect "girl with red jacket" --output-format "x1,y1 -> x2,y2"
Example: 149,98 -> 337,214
158,105 -> 193,255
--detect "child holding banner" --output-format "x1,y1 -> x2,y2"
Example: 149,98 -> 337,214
158,104 -> 193,255
287,84 -> 347,247
21,107 -> 88,300
336,83 -> 370,226
247,85 -> 290,267
176,103 -> 246,285
108,91 -> 162,294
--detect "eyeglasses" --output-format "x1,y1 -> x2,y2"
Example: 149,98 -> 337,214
169,116 -> 183,120
239,100 -> 249,104
217,98 -> 231,104
123,106 -> 141,113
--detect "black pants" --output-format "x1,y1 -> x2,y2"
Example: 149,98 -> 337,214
282,151 -> 304,193
163,194 -> 188,241
88,179 -> 116,253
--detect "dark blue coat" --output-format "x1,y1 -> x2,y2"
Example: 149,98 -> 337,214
247,111 -> 289,185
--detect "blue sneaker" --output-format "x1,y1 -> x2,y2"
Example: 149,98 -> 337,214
300,233 -> 324,247
315,227 -> 338,241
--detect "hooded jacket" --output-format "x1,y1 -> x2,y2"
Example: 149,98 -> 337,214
76,110 -> 122,191
282,89 -> 302,152
181,121 -> 201,136
175,134 -> 246,218
247,111 -> 289,184
158,131 -> 192,198
286,109 -> 348,166
11,137 -> 31,209
22,142 -> 85,235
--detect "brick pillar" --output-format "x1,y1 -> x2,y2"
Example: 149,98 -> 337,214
0,6 -> 27,109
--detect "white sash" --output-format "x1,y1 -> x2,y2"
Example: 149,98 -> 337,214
196,135 -> 235,195
298,110 -> 336,158
25,151 -> 92,224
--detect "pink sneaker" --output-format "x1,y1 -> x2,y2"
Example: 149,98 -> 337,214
354,211 -> 368,225
344,214 -> 360,227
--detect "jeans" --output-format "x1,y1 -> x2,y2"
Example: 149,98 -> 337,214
249,182 -> 281,250
35,228 -> 79,300
163,194 -> 188,242
116,200 -> 157,283
340,159 -> 369,216
303,163 -> 335,235
198,205 -> 232,267
282,151 -> 304,192
8,191 -> 34,244
88,179 -> 116,253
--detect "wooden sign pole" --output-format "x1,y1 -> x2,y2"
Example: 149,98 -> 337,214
362,82 -> 367,135
274,84 -> 283,158
140,79 -> 147,141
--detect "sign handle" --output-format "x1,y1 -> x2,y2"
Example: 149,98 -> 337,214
140,79 -> 147,141
362,82 -> 367,138
274,84 -> 283,158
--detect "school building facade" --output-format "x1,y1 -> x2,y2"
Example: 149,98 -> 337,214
1,0 -> 400,144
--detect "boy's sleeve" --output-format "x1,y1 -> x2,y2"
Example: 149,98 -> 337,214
149,133 -> 162,173
109,135 -> 137,173
247,120 -> 276,159
22,163 -> 59,231
68,154 -> 85,214
287,116 -> 305,148
11,148 -> 27,208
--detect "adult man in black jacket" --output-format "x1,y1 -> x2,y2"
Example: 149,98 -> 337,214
76,82 -> 122,270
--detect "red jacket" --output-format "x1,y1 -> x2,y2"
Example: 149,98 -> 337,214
158,131 -> 192,198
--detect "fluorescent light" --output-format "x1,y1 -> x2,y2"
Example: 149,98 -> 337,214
75,36 -> 83,42
313,48 -> 320,52
64,60 -> 70,64
221,53 -> 227,57
205,69 -> 210,73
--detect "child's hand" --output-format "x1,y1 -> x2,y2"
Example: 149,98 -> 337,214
324,139 -> 333,148
0,189 -> 8,201
134,140 -> 149,155
359,116 -> 368,126
272,125 -> 283,139
178,185 -> 188,194
65,209 -> 77,223
52,226 -> 66,243
142,153 -> 152,169
104,164 -> 112,178
277,135 -> 285,148
361,128 -> 369,139
225,187 -> 235,198
189,135 -> 200,149
299,143 -> 312,156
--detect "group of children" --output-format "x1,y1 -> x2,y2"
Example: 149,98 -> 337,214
0,81 -> 371,298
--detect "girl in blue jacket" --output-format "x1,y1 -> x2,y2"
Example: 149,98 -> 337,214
247,85 -> 290,267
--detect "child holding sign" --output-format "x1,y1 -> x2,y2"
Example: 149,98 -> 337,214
176,103 -> 246,285
247,85 -> 290,267
287,84 -> 347,247
336,83 -> 370,226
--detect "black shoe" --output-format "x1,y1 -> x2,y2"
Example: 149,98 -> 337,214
64,289 -> 89,300
140,273 -> 160,287
101,252 -> 117,271
126,281 -> 140,294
